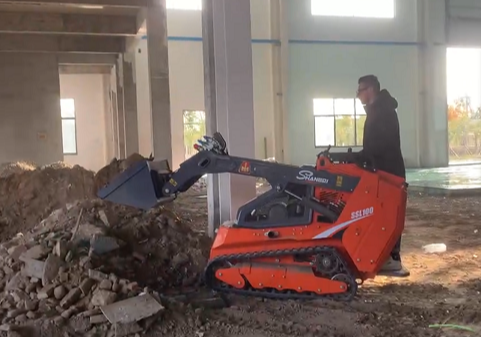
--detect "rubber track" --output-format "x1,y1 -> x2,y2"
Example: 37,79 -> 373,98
203,246 -> 359,302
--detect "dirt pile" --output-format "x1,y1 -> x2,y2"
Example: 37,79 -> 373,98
0,162 -> 38,179
94,153 -> 151,192
0,199 -> 210,336
0,165 -> 95,241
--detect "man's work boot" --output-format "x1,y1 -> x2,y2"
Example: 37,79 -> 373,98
377,254 -> 410,278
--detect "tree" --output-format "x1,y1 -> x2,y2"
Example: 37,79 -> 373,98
183,110 -> 206,159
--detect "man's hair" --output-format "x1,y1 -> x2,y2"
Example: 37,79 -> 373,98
358,75 -> 380,92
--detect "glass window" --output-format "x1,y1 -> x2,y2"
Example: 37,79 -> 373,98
311,0 -> 395,19
60,98 -> 77,155
313,97 -> 365,147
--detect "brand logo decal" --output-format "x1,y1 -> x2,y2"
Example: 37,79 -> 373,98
296,170 -> 329,184
239,161 -> 251,174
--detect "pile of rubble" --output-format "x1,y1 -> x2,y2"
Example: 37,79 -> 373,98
0,198 -> 210,336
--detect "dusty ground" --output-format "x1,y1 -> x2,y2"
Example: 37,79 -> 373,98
164,193 -> 481,337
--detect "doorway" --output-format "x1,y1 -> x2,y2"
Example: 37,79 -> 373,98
447,48 -> 481,164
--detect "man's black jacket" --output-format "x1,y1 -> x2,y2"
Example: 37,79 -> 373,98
358,89 -> 406,179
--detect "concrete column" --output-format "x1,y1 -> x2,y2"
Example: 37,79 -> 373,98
270,0 -> 290,163
116,55 -> 127,159
145,1 -> 172,163
110,67 -> 120,159
123,52 -> 139,155
417,0 -> 449,168
202,0 -> 257,236
202,0 -> 220,234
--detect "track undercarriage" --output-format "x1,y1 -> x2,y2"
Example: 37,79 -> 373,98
204,246 -> 358,301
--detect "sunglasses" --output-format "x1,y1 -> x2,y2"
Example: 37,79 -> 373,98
356,87 -> 370,95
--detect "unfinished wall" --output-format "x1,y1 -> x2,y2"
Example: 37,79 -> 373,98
59,74 -> 109,172
0,53 -> 63,166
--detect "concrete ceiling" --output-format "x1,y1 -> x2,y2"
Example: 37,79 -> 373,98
0,0 -> 153,53
0,3 -> 138,15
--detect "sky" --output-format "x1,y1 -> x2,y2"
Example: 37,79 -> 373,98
447,48 -> 481,108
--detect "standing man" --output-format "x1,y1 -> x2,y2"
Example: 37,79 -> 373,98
356,75 -> 410,278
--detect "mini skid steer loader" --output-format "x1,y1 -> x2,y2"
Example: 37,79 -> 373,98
98,133 -> 408,302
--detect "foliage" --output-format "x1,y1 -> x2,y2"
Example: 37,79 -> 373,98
183,110 -> 206,159
448,97 -> 481,158
334,115 -> 366,147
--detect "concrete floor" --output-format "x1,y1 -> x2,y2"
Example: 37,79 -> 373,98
407,163 -> 481,189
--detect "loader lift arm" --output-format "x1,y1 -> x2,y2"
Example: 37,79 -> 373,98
98,133 -> 362,225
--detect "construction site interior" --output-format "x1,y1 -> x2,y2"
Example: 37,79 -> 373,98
1,0 -> 481,336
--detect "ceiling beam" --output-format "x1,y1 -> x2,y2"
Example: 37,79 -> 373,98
59,64 -> 113,74
57,53 -> 117,64
0,0 -> 155,7
0,12 -> 138,35
0,34 -> 124,53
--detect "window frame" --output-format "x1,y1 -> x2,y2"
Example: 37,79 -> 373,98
313,98 -> 366,148
60,98 -> 78,156
166,0 -> 202,11
310,0 -> 396,19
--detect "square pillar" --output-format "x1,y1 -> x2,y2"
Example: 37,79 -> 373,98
110,66 -> 120,159
116,55 -> 127,159
202,0 -> 257,236
145,1 -> 172,163
123,52 -> 139,156
417,0 -> 449,168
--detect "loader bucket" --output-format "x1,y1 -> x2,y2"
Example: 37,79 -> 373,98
97,160 -> 173,210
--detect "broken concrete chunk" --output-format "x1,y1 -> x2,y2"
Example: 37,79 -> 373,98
114,322 -> 143,337
21,258 -> 45,279
89,235 -> 120,255
60,288 -> 81,309
53,241 -> 68,260
5,273 -> 25,291
54,286 -> 67,300
7,330 -> 23,337
0,324 -> 15,331
88,270 -> 108,282
59,272 -> 69,283
91,290 -> 117,307
71,224 -> 105,244
19,245 -> 50,261
99,280 -> 112,291
7,246 -> 27,262
24,299 -> 37,311
64,251 -> 73,263
3,266 -> 13,276
90,314 -> 108,324
101,294 -> 164,325
61,307 -> 77,319
37,284 -> 56,300
11,291 -> 29,304
26,311 -> 37,319
172,253 -> 189,267
98,211 -> 110,227
6,309 -> 26,319
79,257 -> 90,268
79,279 -> 95,296
42,255 -> 63,286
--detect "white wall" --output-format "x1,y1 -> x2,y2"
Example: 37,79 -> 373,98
59,74 -> 109,172
286,0 -> 421,166
0,53 -> 63,166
